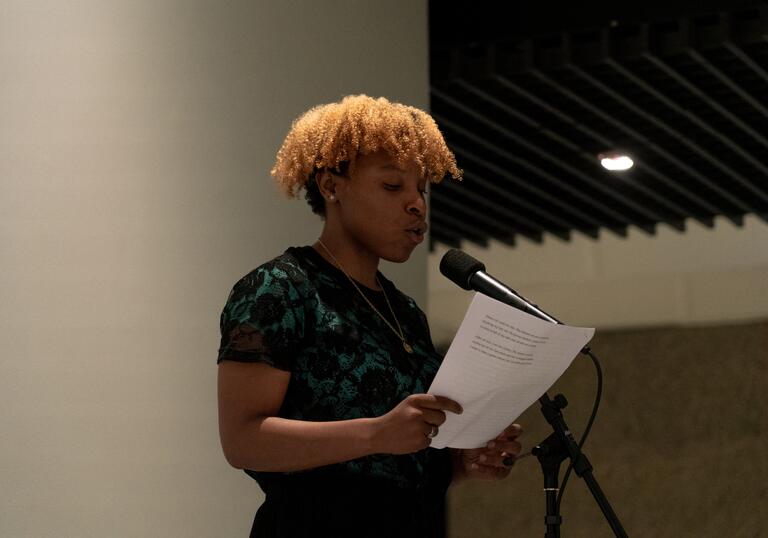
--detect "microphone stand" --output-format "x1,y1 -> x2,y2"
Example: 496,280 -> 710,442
495,291 -> 627,536
533,387 -> 627,537
439,251 -> 628,535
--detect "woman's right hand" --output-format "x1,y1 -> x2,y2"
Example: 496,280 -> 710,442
370,394 -> 463,455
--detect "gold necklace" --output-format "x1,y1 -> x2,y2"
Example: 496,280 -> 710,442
316,240 -> 413,354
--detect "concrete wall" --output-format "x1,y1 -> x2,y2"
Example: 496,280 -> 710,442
0,1 -> 428,536
447,319 -> 768,538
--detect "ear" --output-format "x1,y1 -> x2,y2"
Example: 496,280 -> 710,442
316,169 -> 341,203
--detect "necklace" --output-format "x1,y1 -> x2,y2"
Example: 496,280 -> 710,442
316,239 -> 413,354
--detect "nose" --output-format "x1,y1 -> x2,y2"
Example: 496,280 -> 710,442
406,190 -> 426,216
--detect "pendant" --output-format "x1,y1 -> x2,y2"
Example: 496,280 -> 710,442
403,341 -> 413,354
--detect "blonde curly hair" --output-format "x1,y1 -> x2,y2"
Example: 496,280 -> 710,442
271,94 -> 461,215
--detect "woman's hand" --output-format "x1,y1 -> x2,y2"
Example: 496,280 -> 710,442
451,423 -> 523,482
370,394 -> 463,455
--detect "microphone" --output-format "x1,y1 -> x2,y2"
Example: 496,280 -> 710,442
439,249 -> 562,325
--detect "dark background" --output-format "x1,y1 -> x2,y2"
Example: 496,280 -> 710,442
428,3 -> 768,536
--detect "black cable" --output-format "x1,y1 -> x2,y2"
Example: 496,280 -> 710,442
556,348 -> 603,510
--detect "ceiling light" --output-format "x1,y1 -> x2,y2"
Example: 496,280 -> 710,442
599,152 -> 634,171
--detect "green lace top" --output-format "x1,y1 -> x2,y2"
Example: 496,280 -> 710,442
217,246 -> 451,493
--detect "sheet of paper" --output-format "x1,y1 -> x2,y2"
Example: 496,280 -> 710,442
427,292 -> 594,449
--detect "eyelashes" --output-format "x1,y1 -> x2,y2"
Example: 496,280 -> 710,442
383,183 -> 429,195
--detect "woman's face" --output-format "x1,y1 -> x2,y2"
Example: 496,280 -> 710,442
331,150 -> 429,264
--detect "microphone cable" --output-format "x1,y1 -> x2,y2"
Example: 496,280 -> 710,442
556,347 -> 604,510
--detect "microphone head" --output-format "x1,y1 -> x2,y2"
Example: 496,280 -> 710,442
439,249 -> 486,290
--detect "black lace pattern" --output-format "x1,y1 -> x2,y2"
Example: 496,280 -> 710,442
218,246 -> 451,491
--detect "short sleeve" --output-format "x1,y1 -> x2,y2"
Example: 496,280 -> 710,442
217,263 -> 305,371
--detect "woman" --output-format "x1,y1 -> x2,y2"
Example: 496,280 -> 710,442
217,95 -> 523,537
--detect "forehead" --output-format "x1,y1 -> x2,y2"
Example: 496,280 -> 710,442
354,151 -> 422,178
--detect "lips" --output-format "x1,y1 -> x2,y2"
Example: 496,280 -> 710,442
406,221 -> 428,235
406,221 -> 427,244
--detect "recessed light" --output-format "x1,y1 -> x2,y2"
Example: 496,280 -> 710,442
598,152 -> 634,171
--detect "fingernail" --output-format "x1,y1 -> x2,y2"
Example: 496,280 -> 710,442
487,441 -> 496,449
479,455 -> 487,463
471,463 -> 479,470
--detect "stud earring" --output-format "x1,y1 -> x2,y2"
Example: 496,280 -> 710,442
328,195 -> 336,201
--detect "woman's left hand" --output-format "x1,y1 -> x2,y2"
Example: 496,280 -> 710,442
451,423 -> 523,482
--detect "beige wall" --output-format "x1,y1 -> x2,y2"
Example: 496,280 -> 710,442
429,215 -> 768,345
0,1 -> 428,536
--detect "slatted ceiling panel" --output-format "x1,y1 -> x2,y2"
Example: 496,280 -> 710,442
434,119 -> 611,236
449,165 -> 571,241
428,5 -> 768,250
525,65 -> 729,226
456,80 -> 692,228
436,180 -> 540,244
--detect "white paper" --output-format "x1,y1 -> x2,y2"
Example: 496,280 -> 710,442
427,292 -> 594,449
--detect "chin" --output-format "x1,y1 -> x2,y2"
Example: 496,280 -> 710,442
388,254 -> 411,263
382,247 -> 415,264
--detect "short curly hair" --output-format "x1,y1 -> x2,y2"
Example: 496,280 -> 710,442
270,94 -> 462,216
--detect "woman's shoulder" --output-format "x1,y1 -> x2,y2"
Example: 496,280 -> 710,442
227,247 -> 316,300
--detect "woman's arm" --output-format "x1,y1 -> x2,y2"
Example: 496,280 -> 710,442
217,361 -> 462,472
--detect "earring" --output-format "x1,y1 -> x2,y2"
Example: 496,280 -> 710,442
328,195 -> 336,201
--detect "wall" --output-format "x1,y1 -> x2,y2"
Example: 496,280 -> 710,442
0,1 -> 428,536
447,319 -> 768,538
428,200 -> 768,536
429,215 -> 768,345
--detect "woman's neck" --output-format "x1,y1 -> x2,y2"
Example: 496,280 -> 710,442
314,234 -> 380,290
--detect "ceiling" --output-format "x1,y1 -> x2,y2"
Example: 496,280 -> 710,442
427,2 -> 768,249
